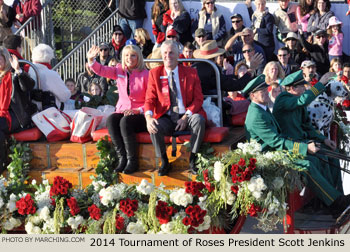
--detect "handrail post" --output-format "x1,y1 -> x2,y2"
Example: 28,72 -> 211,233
18,59 -> 41,90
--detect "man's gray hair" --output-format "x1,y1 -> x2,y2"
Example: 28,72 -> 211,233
161,40 -> 179,57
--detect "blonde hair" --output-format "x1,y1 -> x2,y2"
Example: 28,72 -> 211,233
121,45 -> 145,71
263,61 -> 285,84
0,46 -> 12,74
329,58 -> 342,72
135,28 -> 151,46
170,0 -> 185,13
234,62 -> 249,76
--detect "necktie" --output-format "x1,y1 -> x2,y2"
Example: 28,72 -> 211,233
169,72 -> 179,122
126,72 -> 130,96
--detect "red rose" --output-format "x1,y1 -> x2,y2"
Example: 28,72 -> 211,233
231,186 -> 239,194
88,204 -> 101,220
182,217 -> 191,226
16,194 -> 36,216
67,197 -> 80,216
238,158 -> 246,167
115,214 -> 125,230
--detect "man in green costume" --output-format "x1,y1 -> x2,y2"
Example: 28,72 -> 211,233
243,73 -> 349,217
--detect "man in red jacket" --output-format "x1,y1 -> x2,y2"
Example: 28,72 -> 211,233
145,40 -> 206,176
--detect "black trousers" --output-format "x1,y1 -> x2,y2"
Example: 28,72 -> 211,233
106,113 -> 147,151
0,111 -> 20,173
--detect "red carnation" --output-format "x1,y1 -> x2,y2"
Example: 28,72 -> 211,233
67,197 -> 80,216
49,176 -> 72,197
16,194 -> 36,215
119,198 -> 138,217
115,214 -> 125,230
88,204 -> 101,220
238,158 -> 246,167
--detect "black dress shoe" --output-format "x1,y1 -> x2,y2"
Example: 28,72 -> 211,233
114,155 -> 127,173
330,195 -> 350,218
158,162 -> 172,176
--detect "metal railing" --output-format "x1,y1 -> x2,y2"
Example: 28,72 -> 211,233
52,8 -> 120,81
18,60 -> 41,90
14,0 -> 53,60
144,58 -> 223,127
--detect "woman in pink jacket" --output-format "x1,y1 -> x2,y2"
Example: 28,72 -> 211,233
87,45 -> 148,174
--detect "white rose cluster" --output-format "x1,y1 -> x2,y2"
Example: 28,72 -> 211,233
42,218 -> 56,234
169,188 -> 193,207
7,193 -> 17,212
220,182 -> 235,205
92,180 -> 107,192
126,221 -> 145,234
67,215 -> 85,230
195,215 -> 211,232
237,140 -> 262,155
99,185 -> 123,206
158,222 -> 175,234
247,175 -> 267,200
35,190 -> 51,209
2,217 -> 21,231
25,221 -> 42,234
136,179 -> 155,195
38,206 -> 51,221
213,161 -> 225,182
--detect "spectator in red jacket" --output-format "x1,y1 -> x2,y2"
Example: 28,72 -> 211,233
14,0 -> 42,28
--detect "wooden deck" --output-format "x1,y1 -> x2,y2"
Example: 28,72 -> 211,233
3,127 -> 246,189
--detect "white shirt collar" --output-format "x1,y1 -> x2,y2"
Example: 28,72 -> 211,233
165,66 -> 179,76
252,101 -> 267,111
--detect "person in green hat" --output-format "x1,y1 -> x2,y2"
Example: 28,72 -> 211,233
244,73 -> 350,217
272,70 -> 349,214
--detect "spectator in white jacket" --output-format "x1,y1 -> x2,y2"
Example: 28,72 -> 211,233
29,44 -> 71,111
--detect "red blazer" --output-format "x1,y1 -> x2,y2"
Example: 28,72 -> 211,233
145,64 -> 206,121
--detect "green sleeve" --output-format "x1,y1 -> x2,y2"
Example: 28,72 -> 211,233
274,82 -> 325,111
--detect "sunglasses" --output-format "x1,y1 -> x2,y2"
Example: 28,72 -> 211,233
100,48 -> 109,52
242,49 -> 253,54
232,20 -> 242,24
278,54 -> 288,57
167,36 -> 176,39
114,32 -> 123,36
197,35 -> 205,38
205,2 -> 214,5
316,35 -> 326,39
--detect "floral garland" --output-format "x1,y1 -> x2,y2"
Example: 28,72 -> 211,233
0,140 -> 304,234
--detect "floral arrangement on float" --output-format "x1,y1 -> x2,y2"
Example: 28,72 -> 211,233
0,138 -> 304,234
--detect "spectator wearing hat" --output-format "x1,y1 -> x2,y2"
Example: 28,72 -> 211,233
192,40 -> 263,95
225,28 -> 266,66
299,28 -> 329,75
110,25 -> 126,61
165,28 -> 183,54
2,35 -> 30,72
307,0 -> 334,34
327,16 -> 343,62
162,0 -> 192,45
193,28 -> 207,49
251,0 -> 275,62
194,0 -> 226,46
301,60 -> 319,86
277,47 -> 300,76
117,0 -> 146,39
28,44 -> 71,111
0,0 -> 15,45
283,32 -> 307,65
225,13 -> 245,46
273,0 -> 298,42
134,28 -> 154,59
96,42 -> 113,66
238,43 -> 265,78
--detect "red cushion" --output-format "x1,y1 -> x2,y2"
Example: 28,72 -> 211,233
231,112 -> 247,126
176,127 -> 229,143
11,127 -> 42,142
92,128 -> 171,143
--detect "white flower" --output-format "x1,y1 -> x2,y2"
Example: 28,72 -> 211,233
38,206 -> 50,221
237,140 -> 262,155
0,197 -> 4,209
7,193 -> 17,212
213,161 -> 224,182
220,182 -> 235,205
67,215 -> 84,230
35,190 -> 51,209
196,215 -> 211,232
31,216 -> 41,225
31,179 -> 37,185
267,196 -> 281,215
99,185 -> 122,206
42,218 -> 55,233
272,177 -> 284,190
25,222 -> 34,233
159,222 -> 175,234
126,221 -> 145,234
252,191 -> 262,199
42,179 -> 49,186
136,179 -> 155,195
248,175 -> 266,200
169,188 -> 193,207
92,180 -> 107,192
3,217 -> 21,230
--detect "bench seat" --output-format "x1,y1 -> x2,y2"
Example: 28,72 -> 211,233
11,127 -> 43,142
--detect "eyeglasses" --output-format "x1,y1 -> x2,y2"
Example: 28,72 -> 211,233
232,20 -> 242,24
316,35 -> 326,39
205,1 -> 214,5
242,49 -> 253,54
278,54 -> 288,57
114,32 -> 123,36
100,48 -> 109,52
197,35 -> 205,38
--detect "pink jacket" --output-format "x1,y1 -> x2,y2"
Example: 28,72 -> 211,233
328,33 -> 343,56
296,6 -> 310,32
90,62 -> 149,113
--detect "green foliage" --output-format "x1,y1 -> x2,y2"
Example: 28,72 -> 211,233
6,138 -> 32,193
75,91 -> 117,109
94,136 -> 118,185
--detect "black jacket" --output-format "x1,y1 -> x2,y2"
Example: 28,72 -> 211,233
191,62 -> 252,95
140,39 -> 154,58
118,0 -> 146,20
300,33 -> 329,75
10,71 -> 36,128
